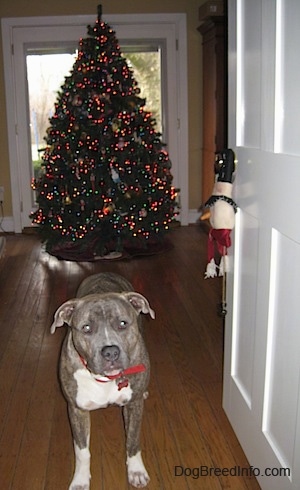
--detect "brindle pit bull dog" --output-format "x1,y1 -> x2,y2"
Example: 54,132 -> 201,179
50,272 -> 155,489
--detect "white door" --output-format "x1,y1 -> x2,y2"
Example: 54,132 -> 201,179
223,1 -> 300,489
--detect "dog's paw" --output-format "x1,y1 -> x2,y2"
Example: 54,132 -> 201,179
127,451 -> 150,488
69,444 -> 91,490
69,484 -> 89,490
128,469 -> 150,488
69,470 -> 90,490
69,474 -> 90,490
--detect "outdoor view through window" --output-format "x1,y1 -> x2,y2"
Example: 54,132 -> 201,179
26,47 -> 162,182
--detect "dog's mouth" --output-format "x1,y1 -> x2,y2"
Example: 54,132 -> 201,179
79,354 -> 125,379
92,364 -> 124,379
97,368 -> 122,378
101,360 -> 125,376
103,368 -> 122,376
91,368 -> 123,382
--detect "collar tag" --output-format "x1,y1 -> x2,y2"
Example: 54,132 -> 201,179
117,379 -> 129,390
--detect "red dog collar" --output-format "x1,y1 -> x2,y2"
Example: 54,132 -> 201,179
79,355 -> 146,390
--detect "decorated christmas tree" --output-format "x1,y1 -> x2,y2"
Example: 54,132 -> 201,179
31,5 -> 178,260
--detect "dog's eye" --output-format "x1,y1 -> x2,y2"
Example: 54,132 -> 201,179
119,320 -> 128,330
82,324 -> 92,334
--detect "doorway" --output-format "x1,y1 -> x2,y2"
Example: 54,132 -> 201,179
1,13 -> 188,232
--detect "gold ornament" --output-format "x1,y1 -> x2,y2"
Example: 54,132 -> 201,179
112,118 -> 121,132
64,195 -> 72,205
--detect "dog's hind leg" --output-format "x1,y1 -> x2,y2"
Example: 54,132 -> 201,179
67,404 -> 91,490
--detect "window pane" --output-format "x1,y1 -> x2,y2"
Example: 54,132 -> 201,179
26,45 -> 162,186
26,52 -> 77,180
125,49 -> 162,132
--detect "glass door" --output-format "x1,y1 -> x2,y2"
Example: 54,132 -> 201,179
26,44 -> 163,205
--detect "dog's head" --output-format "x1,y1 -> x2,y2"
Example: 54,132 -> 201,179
50,292 -> 155,375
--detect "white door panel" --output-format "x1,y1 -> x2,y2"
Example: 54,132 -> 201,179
231,210 -> 258,409
224,1 -> 300,488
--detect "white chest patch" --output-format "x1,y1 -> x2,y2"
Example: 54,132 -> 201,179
74,368 -> 133,410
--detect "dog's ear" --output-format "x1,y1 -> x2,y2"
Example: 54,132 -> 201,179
50,299 -> 79,334
122,292 -> 155,319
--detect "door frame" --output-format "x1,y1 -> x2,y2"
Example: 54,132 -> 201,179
1,13 -> 188,232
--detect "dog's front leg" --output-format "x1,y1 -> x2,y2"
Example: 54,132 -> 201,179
123,398 -> 150,488
68,404 -> 91,490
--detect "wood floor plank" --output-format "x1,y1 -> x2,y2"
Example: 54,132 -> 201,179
142,306 -> 222,490
91,406 -> 129,490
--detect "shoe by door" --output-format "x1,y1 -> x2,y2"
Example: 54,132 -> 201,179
223,1 -> 300,489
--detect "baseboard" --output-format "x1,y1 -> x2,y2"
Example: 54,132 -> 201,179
1,212 -> 202,234
188,208 -> 202,224
0,216 -> 15,233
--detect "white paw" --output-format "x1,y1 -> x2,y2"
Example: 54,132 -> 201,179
69,474 -> 90,490
69,484 -> 89,490
127,451 -> 150,488
69,444 -> 91,490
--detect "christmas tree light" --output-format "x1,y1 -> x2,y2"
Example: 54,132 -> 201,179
31,5 -> 179,260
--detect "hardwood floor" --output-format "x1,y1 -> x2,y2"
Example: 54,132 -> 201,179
0,226 -> 260,489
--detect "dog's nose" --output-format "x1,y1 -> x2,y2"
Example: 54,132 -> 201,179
101,345 -> 120,362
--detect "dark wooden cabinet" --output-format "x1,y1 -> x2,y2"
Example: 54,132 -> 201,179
198,9 -> 227,204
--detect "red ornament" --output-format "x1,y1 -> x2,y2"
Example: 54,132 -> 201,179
72,95 -> 83,107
